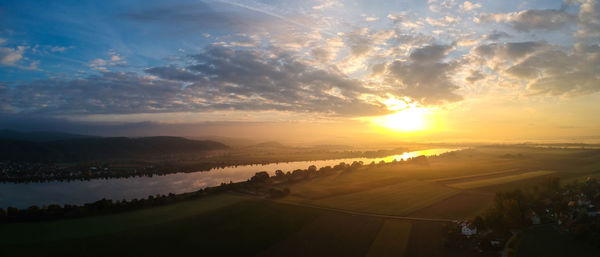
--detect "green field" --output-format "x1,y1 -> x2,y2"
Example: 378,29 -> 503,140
408,190 -> 494,219
366,220 -> 412,257
308,180 -> 460,216
0,194 -> 247,244
447,170 -> 555,189
0,195 -> 322,256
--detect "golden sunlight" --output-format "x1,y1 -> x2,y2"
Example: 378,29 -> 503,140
370,97 -> 430,132
377,107 -> 426,131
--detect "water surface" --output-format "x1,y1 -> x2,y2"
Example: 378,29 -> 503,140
0,148 -> 457,208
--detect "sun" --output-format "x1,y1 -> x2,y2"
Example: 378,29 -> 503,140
368,97 -> 431,132
375,107 -> 427,132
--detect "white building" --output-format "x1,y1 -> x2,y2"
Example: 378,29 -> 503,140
461,222 -> 477,237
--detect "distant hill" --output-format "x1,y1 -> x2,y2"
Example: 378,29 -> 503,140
0,136 -> 229,162
0,130 -> 96,142
246,141 -> 287,149
192,136 -> 259,148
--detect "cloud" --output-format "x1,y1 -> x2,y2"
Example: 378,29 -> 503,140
521,44 -> 600,96
87,50 -> 127,72
1,45 -> 393,117
460,1 -> 482,12
0,45 -> 40,70
3,72 -> 187,115
145,66 -> 202,82
428,0 -> 458,13
312,0 -> 343,10
478,9 -> 577,31
121,1 -> 308,34
383,44 -> 463,104
568,0 -> 600,39
465,69 -> 485,83
471,41 -> 600,96
483,31 -> 511,41
50,46 -> 67,52
0,46 -> 26,66
473,41 -> 548,60
425,16 -> 460,27
344,28 -> 373,57
182,45 -> 387,116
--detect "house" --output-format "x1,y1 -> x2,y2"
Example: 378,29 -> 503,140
527,210 -> 541,225
530,214 -> 541,225
587,205 -> 598,217
490,240 -> 501,247
461,222 -> 477,237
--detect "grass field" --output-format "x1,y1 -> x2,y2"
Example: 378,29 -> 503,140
0,196 -> 323,257
447,170 -> 555,189
0,193 -> 247,244
405,221 -> 446,257
408,190 -> 494,219
260,212 -> 383,257
366,220 -> 412,257
306,180 -> 460,216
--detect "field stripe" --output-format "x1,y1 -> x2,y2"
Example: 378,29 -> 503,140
272,198 -> 457,222
429,168 -> 521,183
447,170 -> 555,189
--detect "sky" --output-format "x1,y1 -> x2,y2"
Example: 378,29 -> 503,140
0,0 -> 599,144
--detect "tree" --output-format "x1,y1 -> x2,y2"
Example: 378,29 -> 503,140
7,206 -> 18,217
473,215 -> 486,231
251,171 -> 269,183
275,169 -> 285,178
502,199 -> 524,229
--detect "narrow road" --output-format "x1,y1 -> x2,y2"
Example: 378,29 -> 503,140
501,231 -> 520,257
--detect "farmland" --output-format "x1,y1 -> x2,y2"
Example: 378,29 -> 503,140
446,170 -> 555,189
307,180 -> 460,216
1,146 -> 600,256
366,220 -> 412,257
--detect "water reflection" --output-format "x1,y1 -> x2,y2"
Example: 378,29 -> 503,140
0,148 -> 458,208
381,149 -> 443,162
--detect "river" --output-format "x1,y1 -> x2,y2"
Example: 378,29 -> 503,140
0,148 -> 458,208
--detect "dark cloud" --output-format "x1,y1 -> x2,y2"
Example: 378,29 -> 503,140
120,1 -> 296,33
570,0 -> 600,39
1,45 -> 392,117
472,41 -> 600,96
179,45 -> 387,116
3,72 -> 186,115
384,44 -> 462,105
474,41 -> 548,59
345,29 -> 372,57
484,31 -> 511,41
145,66 -> 203,82
478,9 -> 577,32
511,9 -> 576,31
465,70 -> 486,83
479,9 -> 577,32
409,44 -> 452,63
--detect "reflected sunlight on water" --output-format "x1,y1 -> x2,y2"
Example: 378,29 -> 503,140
0,148 -> 460,208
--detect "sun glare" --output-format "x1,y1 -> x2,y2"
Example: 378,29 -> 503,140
370,97 -> 431,132
377,107 -> 427,131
